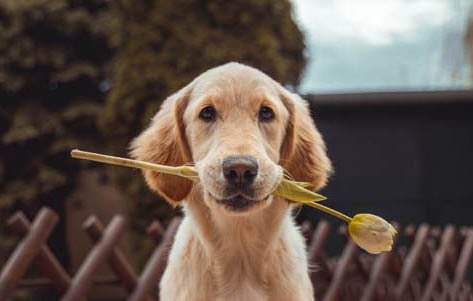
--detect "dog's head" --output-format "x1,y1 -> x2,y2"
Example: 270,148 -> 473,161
131,63 -> 331,215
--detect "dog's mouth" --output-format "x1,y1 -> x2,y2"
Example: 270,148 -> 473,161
215,194 -> 270,212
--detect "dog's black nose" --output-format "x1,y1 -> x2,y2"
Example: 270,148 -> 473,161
222,156 -> 258,186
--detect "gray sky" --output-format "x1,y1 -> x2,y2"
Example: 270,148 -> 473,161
291,0 -> 472,93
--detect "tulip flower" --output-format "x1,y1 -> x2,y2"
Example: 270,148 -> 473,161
70,150 -> 326,202
348,214 -> 397,254
71,149 -> 396,254
300,203 -> 397,254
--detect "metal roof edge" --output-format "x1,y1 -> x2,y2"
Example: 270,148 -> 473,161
304,90 -> 473,106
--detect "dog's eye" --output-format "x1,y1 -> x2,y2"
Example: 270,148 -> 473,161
199,106 -> 217,121
259,106 -> 275,122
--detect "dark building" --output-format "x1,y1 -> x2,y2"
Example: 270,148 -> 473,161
300,90 -> 473,232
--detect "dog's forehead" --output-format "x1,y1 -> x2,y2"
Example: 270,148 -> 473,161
193,67 -> 276,96
189,69 -> 283,109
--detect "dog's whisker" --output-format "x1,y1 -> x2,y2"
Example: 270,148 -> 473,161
293,204 -> 303,218
282,168 -> 295,182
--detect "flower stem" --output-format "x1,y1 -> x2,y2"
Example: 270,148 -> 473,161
71,149 -> 182,176
304,201 -> 353,223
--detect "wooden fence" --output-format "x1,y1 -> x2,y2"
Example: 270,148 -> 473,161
0,207 -> 472,301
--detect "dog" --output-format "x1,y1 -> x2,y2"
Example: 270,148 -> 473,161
131,62 -> 332,301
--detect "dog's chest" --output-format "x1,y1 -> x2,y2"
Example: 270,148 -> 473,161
160,212 -> 314,301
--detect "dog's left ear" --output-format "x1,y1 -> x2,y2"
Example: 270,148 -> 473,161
279,87 -> 332,191
129,85 -> 193,206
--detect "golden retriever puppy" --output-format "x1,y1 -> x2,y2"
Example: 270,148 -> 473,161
131,62 -> 331,301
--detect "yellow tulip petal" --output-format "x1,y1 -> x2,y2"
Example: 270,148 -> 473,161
348,214 -> 397,254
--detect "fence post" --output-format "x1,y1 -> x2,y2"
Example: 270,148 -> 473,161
322,239 -> 358,301
128,217 -> 181,301
61,216 -> 126,301
393,224 -> 430,301
420,225 -> 456,301
5,211 -> 71,293
448,229 -> 473,301
0,208 -> 58,300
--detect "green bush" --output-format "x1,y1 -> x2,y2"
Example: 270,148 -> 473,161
0,0 -> 306,269
0,0 -> 111,267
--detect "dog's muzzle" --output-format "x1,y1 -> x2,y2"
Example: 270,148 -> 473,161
217,156 -> 262,211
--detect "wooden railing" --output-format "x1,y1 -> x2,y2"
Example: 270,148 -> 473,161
1,207 -> 472,301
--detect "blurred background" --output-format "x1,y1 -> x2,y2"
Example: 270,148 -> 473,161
0,0 -> 472,299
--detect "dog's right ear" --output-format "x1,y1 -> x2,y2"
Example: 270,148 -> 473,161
130,86 -> 193,207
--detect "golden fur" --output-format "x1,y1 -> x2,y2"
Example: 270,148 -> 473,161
131,62 -> 332,301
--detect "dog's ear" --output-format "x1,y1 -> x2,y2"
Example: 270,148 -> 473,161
279,88 -> 332,191
130,86 -> 193,206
